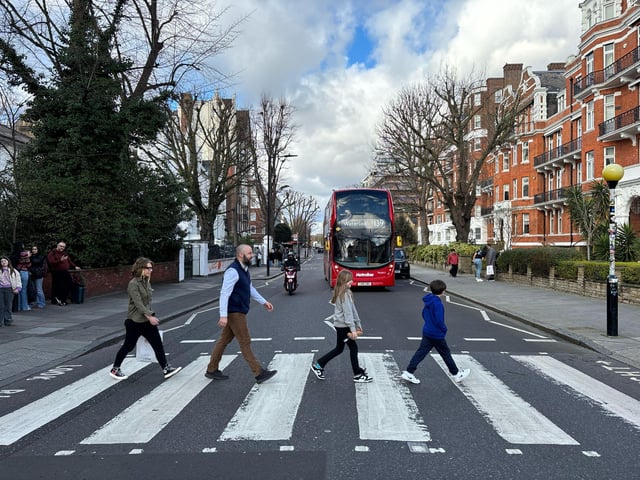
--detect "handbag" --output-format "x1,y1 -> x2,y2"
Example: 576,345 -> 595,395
486,265 -> 495,276
135,330 -> 163,362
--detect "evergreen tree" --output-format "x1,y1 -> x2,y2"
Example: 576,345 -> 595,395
6,0 -> 182,266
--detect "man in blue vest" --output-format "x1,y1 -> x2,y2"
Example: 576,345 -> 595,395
205,244 -> 277,384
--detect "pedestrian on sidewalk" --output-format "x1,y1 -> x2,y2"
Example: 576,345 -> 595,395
15,247 -> 32,311
204,244 -> 277,384
47,241 -> 80,306
401,279 -> 470,385
485,243 -> 497,280
446,248 -> 459,278
472,247 -> 485,282
0,256 -> 21,326
109,257 -> 181,381
311,269 -> 373,383
28,245 -> 47,308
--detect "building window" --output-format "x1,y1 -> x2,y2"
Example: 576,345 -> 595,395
603,1 -> 615,20
250,212 -> 256,221
474,93 -> 481,106
558,92 -> 565,111
523,213 -> 530,234
558,212 -> 562,234
577,162 -> 583,184
474,228 -> 481,241
549,211 -> 555,234
250,225 -> 256,234
474,137 -> 481,151
604,94 -> 615,121
512,146 -> 518,165
586,151 -> 594,180
604,43 -> 615,68
522,177 -> 529,197
512,180 -> 518,200
586,101 -> 594,131
586,52 -> 594,75
522,142 -> 529,163
503,185 -> 510,201
502,153 -> 509,171
604,146 -> 615,165
474,115 -> 481,129
495,90 -> 503,103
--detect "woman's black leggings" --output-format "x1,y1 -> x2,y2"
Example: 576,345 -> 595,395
113,319 -> 167,369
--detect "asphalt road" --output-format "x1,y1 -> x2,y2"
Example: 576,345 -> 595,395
0,256 -> 639,480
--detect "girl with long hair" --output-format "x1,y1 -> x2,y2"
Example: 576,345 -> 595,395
311,269 -> 372,382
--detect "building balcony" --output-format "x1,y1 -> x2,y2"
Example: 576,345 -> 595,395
598,105 -> 640,144
479,177 -> 494,192
533,137 -> 582,171
573,46 -> 640,100
533,187 -> 568,208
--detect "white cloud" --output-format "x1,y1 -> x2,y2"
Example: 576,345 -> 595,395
211,0 -> 582,224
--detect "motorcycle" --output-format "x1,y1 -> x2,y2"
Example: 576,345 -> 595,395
284,265 -> 298,295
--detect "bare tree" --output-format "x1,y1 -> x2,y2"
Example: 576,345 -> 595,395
140,92 -> 252,242
280,189 -> 320,244
0,0 -> 243,101
376,68 -> 522,242
250,94 -> 297,237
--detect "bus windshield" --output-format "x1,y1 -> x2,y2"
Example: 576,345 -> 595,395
332,190 -> 393,268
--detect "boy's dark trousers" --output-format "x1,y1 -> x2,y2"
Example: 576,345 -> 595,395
406,336 -> 459,375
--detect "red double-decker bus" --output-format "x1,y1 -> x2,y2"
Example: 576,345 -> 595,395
323,188 -> 395,288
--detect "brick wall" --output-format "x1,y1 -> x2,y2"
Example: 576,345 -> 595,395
43,261 -> 178,300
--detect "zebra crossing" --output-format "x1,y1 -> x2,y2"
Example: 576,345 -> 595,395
0,351 -> 639,450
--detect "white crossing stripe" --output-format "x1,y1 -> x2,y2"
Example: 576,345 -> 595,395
218,353 -> 313,441
512,355 -> 640,430
81,355 -> 236,444
433,354 -> 579,445
356,353 -> 430,441
0,361 -> 149,445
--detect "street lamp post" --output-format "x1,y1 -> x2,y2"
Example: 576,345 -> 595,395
602,163 -> 624,336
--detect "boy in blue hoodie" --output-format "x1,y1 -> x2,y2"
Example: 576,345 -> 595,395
401,279 -> 470,384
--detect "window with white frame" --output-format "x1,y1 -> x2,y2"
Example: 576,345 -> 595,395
586,101 -> 594,131
495,90 -> 503,103
604,94 -> 615,121
495,157 -> 499,173
512,179 -> 517,200
250,212 -> 256,221
603,1 -> 615,20
513,146 -> 518,165
558,92 -> 565,111
586,52 -> 594,75
474,228 -> 481,240
549,211 -> 555,234
604,146 -> 615,165
502,152 -> 509,171
558,212 -> 562,234
522,177 -> 529,197
474,115 -> 481,129
523,213 -> 530,234
522,142 -> 529,163
474,93 -> 481,106
512,214 -> 517,235
503,184 -> 510,201
474,137 -> 481,151
604,43 -> 615,68
586,150 -> 594,180
577,161 -> 583,184
556,169 -> 563,189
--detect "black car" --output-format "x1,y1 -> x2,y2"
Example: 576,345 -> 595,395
394,248 -> 410,279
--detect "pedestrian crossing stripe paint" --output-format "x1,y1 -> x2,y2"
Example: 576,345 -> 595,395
512,355 -> 640,430
81,355 -> 237,444
0,360 -> 150,446
218,353 -> 314,441
432,354 -> 579,445
356,353 -> 430,442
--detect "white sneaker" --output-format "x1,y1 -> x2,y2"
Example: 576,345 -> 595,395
453,368 -> 470,383
401,371 -> 420,384
476,278 -> 483,282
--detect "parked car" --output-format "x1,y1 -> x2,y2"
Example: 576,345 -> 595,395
394,248 -> 410,279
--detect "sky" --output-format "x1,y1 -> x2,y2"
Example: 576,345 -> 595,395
210,0 -> 582,225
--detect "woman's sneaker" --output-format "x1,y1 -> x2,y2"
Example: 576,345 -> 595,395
163,366 -> 182,379
353,370 -> 373,383
311,363 -> 325,380
110,367 -> 128,380
401,371 -> 420,384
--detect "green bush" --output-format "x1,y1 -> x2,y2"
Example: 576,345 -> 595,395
496,247 -> 584,276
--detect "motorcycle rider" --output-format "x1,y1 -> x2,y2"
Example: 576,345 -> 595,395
283,252 -> 299,289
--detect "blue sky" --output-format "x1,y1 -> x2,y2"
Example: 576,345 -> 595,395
211,0 -> 582,220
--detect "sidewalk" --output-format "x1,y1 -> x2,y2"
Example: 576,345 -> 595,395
1,261 -> 639,387
409,263 -> 640,371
